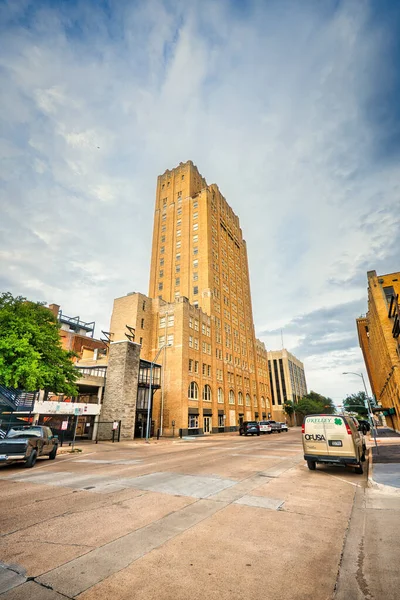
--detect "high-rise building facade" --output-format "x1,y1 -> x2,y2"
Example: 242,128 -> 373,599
267,349 -> 308,421
109,161 -> 273,436
356,270 -> 400,432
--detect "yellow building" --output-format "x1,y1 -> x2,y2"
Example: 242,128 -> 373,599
109,160 -> 273,436
356,270 -> 400,432
267,349 -> 307,422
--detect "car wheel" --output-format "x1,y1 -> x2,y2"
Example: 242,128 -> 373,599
49,446 -> 57,460
355,463 -> 363,475
25,450 -> 37,468
307,460 -> 316,471
245,433 -> 248,436
257,433 -> 260,436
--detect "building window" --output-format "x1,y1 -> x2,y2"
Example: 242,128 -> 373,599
177,219 -> 181,226
194,320 -> 199,331
161,225 -> 166,233
188,414 -> 199,428
176,241 -> 181,249
203,385 -> 212,402
194,360 -> 199,373
189,359 -> 193,372
160,246 -> 165,254
174,292 -> 180,299
159,270 -> 164,278
253,395 -> 258,407
207,365 -> 211,376
158,335 -> 165,348
160,316 -> 166,328
168,314 -> 174,327
193,286 -> 198,295
160,258 -> 164,266
161,235 -> 165,243
202,363 -> 207,375
238,392 -> 244,405
246,394 -> 251,407
177,208 -> 182,215
139,337 -> 143,345
188,381 -> 199,400
261,397 -> 266,408
141,318 -> 144,329
167,334 -> 174,346
218,414 -> 225,427
193,223 -> 198,231
193,235 -> 198,243
193,247 -> 198,255
229,390 -> 235,405
193,272 -> 198,281
158,282 -> 163,291
177,229 -> 181,237
176,265 -> 180,273
193,200 -> 198,208
175,278 -> 180,286
193,212 -> 198,219
189,317 -> 193,328
193,259 -> 198,268
189,336 -> 193,348
218,388 -> 224,404
176,253 -> 181,261
194,338 -> 199,350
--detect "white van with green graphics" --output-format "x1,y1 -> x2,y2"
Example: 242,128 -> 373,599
302,414 -> 366,474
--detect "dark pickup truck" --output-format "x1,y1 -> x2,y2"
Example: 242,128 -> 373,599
0,426 -> 58,468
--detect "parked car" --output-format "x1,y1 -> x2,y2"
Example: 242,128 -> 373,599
357,419 -> 371,435
279,423 -> 288,432
264,420 -> 282,433
302,414 -> 366,474
258,421 -> 272,434
0,426 -> 58,468
239,421 -> 260,436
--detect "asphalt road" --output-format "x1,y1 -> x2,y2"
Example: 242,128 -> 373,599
0,429 -> 380,599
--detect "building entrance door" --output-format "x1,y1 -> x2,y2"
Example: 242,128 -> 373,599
203,416 -> 211,434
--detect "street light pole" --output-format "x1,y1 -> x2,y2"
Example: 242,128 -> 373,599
342,372 -> 378,449
146,344 -> 170,443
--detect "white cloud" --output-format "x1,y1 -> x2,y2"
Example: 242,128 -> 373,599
1,0 -> 399,402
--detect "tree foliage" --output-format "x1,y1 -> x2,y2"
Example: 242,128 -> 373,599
283,400 -> 295,416
295,391 -> 336,417
343,392 -> 368,417
0,292 -> 78,395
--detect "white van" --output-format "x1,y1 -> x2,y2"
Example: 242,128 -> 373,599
302,414 -> 366,474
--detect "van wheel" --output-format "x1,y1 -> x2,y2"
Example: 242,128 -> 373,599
361,445 -> 366,462
307,460 -> 316,471
355,463 -> 363,475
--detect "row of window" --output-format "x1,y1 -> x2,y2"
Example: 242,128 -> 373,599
187,382 -> 267,407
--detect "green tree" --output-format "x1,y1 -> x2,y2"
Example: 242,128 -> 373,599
0,292 -> 78,395
283,400 -> 295,417
295,391 -> 336,417
343,392 -> 368,418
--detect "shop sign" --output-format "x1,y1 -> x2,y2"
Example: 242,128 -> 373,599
61,421 -> 68,431
112,421 -> 119,430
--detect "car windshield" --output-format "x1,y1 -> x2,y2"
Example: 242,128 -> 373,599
246,422 -> 258,426
6,428 -> 42,439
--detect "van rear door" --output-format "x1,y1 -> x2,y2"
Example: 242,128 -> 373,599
303,416 -> 330,456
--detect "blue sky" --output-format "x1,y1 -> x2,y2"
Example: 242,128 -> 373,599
1,0 -> 399,402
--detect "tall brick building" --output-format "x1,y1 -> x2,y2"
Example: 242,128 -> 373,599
109,161 -> 273,436
356,270 -> 400,432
